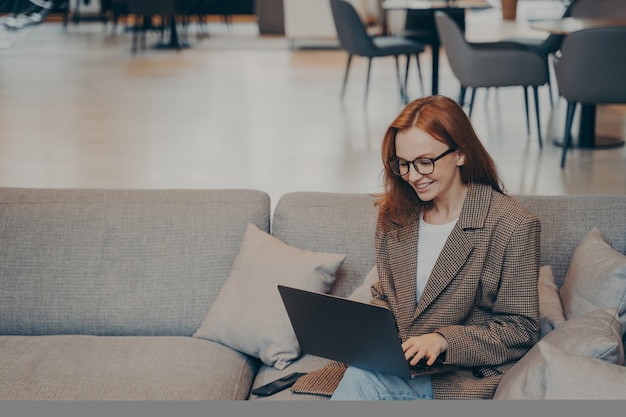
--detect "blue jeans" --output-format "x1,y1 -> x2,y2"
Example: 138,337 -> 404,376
330,366 -> 434,400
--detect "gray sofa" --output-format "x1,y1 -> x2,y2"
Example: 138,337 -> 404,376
0,187 -> 624,400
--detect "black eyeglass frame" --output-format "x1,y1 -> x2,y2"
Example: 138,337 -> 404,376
388,148 -> 457,176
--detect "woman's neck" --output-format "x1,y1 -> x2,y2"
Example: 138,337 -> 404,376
423,183 -> 468,225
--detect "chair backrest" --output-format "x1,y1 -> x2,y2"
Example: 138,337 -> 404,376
435,11 -> 547,88
569,0 -> 626,18
554,26 -> 626,104
434,11 -> 472,84
329,0 -> 377,57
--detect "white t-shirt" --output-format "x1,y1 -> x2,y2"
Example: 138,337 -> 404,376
416,213 -> 458,303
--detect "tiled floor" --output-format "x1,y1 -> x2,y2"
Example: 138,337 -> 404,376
0,6 -> 624,210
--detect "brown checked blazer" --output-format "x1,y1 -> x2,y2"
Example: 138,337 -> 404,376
293,182 -> 541,399
372,182 -> 541,399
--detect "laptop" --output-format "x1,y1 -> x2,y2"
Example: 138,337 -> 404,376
278,285 -> 459,379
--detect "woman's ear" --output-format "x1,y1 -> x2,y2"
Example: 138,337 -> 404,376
455,150 -> 466,167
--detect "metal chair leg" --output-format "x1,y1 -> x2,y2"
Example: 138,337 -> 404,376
404,54 -> 410,102
364,58 -> 373,104
340,54 -> 353,100
459,86 -> 467,106
523,86 -> 531,136
561,101 -> 577,168
394,56 -> 406,104
468,88 -> 477,118
415,53 -> 424,97
533,85 -> 543,149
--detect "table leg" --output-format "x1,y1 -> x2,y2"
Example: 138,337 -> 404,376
153,16 -> 190,50
553,104 -> 625,149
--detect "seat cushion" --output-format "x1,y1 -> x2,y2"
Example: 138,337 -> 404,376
0,335 -> 258,400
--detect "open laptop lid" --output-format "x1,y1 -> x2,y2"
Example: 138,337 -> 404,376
278,285 -> 458,379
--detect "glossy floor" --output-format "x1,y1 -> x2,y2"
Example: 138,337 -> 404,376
0,9 -> 624,210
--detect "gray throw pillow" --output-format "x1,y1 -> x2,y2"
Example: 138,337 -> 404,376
193,223 -> 346,370
559,227 -> 626,330
538,265 -> 565,338
347,265 -> 378,303
542,343 -> 626,400
493,308 -> 624,399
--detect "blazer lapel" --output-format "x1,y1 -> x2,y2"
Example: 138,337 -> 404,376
387,213 -> 420,331
413,183 -> 493,318
414,227 -> 473,317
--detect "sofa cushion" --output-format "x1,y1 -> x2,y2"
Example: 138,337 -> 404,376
193,223 -> 345,370
542,343 -> 626,400
493,308 -> 624,399
559,227 -> 626,330
0,335 -> 257,400
250,354 -> 331,400
538,265 -> 565,338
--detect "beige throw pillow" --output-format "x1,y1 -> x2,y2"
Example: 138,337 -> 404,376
559,227 -> 626,330
493,308 -> 623,399
543,343 -> 626,400
347,265 -> 378,303
193,223 -> 346,370
538,265 -> 565,338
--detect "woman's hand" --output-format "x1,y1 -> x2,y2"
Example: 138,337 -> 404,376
402,333 -> 448,367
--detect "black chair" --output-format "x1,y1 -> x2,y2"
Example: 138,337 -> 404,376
329,0 -> 425,105
553,27 -> 626,168
434,11 -> 549,148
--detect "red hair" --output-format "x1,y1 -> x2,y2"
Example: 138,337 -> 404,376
376,95 -> 504,226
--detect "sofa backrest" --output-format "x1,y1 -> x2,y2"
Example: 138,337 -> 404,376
272,192 -> 378,298
273,192 -> 626,296
272,192 -> 377,297
1,188 -> 623,337
514,194 -> 626,286
0,188 -> 270,337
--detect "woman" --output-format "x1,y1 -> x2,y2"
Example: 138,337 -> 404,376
298,95 -> 541,400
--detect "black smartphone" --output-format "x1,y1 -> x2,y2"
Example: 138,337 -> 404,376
251,372 -> 307,397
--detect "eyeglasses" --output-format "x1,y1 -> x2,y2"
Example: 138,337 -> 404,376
388,148 -> 457,176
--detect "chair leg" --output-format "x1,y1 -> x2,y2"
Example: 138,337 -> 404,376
340,54 -> 353,101
533,85 -> 543,149
415,54 -> 424,97
403,55 -> 418,103
561,101 -> 577,168
458,86 -> 467,107
468,88 -> 477,118
547,77 -> 554,108
523,86 -> 531,136
364,58 -> 373,104
394,56 -> 406,104
404,55 -> 410,99
546,55 -> 554,107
